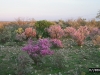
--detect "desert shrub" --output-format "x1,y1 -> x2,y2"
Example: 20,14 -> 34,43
89,27 -> 100,39
87,19 -> 97,27
89,27 -> 100,45
92,35 -> 100,46
57,19 -> 67,28
5,25 -> 17,42
15,28 -> 24,34
0,23 -> 4,33
0,25 -> 17,44
6,23 -> 20,30
15,18 -> 28,26
50,50 -> 66,69
65,26 -> 89,46
25,27 -> 36,38
16,56 -> 31,75
0,28 -> 11,44
8,19 -> 31,30
15,32 -> 26,42
3,24 -> 19,42
66,18 -> 87,28
64,27 -> 76,37
22,38 -> 54,65
35,20 -> 53,38
72,26 -> 90,46
15,28 -> 26,42
47,25 -> 64,39
50,39 -> 63,48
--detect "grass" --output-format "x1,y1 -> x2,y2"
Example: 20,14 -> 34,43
0,38 -> 100,75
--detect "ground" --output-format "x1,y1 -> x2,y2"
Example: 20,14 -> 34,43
0,38 -> 100,75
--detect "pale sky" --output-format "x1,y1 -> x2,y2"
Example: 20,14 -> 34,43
0,0 -> 100,21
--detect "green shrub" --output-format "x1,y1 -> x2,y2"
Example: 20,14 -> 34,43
0,29 -> 10,44
35,20 -> 53,38
49,50 -> 66,69
0,25 -> 17,44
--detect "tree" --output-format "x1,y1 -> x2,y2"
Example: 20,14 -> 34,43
96,10 -> 100,19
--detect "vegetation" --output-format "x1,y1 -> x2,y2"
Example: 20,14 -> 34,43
96,10 -> 100,19
35,20 -> 53,38
0,18 -> 100,75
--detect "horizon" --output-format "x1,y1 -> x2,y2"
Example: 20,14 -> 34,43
0,0 -> 100,21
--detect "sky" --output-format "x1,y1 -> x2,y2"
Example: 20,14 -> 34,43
0,0 -> 100,21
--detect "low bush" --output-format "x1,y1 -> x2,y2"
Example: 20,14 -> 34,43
35,20 -> 53,38
15,28 -> 24,34
50,39 -> 63,48
92,35 -> 100,46
47,25 -> 64,39
25,27 -> 36,38
64,27 -> 76,37
15,32 -> 26,42
89,27 -> 100,39
22,38 -> 54,65
0,23 -> 4,33
64,26 -> 89,46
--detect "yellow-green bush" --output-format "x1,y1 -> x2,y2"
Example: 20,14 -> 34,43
15,28 -> 24,34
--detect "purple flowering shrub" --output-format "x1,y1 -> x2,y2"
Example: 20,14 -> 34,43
50,39 -> 63,48
22,38 -> 54,64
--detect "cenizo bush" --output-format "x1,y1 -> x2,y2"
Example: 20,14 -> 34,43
47,25 -> 64,39
22,38 -> 54,65
25,27 -> 36,38
72,26 -> 90,46
77,26 -> 89,36
50,39 -> 63,48
64,27 -> 76,37
73,31 -> 85,46
65,26 -> 89,46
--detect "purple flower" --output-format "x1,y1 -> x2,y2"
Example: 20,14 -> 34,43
40,49 -> 54,56
22,38 -> 54,58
